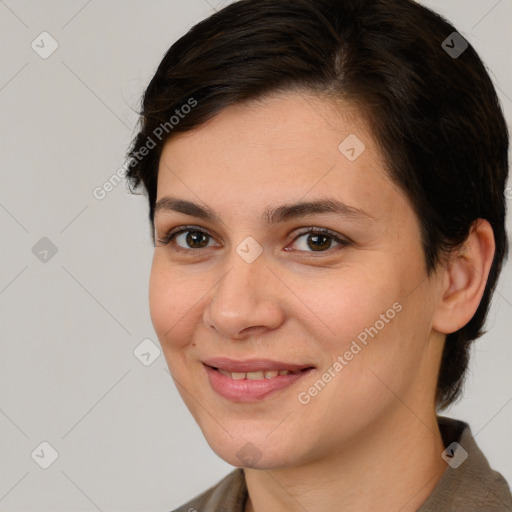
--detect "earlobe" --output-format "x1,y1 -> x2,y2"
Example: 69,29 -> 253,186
433,219 -> 495,335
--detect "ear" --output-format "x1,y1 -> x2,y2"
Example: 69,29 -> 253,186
433,219 -> 495,334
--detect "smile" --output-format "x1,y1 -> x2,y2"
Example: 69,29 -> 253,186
203,358 -> 315,401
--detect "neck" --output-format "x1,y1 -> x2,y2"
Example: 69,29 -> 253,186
244,410 -> 447,512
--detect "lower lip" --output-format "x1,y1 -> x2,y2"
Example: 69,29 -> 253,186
204,364 -> 313,402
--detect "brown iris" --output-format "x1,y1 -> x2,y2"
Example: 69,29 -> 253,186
307,234 -> 332,251
186,231 -> 210,249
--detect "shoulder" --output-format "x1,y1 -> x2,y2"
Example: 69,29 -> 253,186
418,416 -> 512,511
170,468 -> 247,512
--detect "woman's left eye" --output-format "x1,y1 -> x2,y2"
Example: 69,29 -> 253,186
289,229 -> 349,253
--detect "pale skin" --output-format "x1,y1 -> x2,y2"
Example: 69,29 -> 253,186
149,92 -> 495,512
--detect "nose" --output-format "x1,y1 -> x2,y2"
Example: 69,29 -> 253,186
203,249 -> 285,340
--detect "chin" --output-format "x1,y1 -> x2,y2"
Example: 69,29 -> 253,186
201,426 -> 301,470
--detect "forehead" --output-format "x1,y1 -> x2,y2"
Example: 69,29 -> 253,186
164,92 -> 367,157
155,92 -> 405,224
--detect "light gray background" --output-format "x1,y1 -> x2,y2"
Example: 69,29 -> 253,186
0,1 -> 510,511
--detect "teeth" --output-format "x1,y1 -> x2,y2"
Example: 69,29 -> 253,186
246,371 -> 264,380
216,368 -> 297,379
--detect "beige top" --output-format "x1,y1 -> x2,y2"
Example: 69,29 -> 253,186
171,417 -> 512,512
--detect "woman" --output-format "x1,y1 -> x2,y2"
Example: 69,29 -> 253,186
126,0 -> 511,510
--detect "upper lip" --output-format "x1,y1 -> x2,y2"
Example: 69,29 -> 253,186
203,357 -> 314,373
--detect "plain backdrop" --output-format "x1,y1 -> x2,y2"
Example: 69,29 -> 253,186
0,1 -> 511,510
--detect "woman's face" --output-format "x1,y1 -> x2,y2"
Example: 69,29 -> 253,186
149,92 -> 445,469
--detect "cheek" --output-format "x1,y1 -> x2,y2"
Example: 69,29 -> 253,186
298,256 -> 430,396
292,265 -> 403,351
148,257 -> 203,351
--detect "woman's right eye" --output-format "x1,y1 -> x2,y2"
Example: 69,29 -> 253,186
157,227 -> 219,251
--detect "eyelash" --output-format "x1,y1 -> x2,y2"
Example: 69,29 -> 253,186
156,225 -> 351,255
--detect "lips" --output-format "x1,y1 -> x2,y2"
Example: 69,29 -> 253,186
203,357 -> 315,401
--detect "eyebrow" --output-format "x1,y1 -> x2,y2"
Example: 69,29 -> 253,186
154,196 -> 373,225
